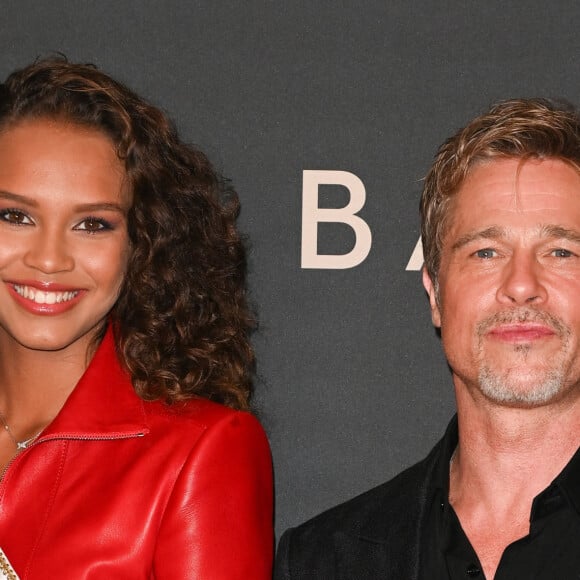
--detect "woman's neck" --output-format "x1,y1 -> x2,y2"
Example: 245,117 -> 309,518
0,331 -> 93,424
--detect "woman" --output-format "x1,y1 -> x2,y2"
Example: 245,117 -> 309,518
0,58 -> 272,578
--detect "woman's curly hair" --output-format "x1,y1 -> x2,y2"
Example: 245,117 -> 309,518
0,57 -> 255,410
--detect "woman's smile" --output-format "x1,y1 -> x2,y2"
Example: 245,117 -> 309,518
7,280 -> 84,314
0,119 -> 131,352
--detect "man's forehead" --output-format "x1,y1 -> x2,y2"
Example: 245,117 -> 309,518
449,158 -> 580,210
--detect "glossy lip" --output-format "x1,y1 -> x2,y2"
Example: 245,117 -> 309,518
487,323 -> 556,343
5,279 -> 86,316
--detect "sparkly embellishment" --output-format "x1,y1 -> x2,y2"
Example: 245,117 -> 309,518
0,412 -> 42,452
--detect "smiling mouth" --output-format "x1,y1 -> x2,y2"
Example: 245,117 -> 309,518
486,325 -> 556,343
12,284 -> 80,305
478,309 -> 568,342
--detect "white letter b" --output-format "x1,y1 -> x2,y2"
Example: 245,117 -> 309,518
301,170 -> 372,269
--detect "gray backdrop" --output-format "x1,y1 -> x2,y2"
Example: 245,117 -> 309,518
2,1 -> 580,540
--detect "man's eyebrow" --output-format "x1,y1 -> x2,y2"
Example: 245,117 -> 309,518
0,190 -> 39,207
451,224 -> 580,252
451,226 -> 507,251
540,225 -> 580,244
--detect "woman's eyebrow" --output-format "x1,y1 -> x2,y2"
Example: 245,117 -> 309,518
0,191 -> 127,214
73,202 -> 128,214
0,190 -> 38,207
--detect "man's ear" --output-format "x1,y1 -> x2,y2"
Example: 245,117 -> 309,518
422,267 -> 441,328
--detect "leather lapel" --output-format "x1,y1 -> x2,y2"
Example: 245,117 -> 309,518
39,326 -> 148,439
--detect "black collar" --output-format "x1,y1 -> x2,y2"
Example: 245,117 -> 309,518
431,414 -> 580,521
431,414 -> 458,499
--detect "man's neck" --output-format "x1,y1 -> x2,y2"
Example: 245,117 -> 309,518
454,385 -> 580,499
449,383 -> 580,578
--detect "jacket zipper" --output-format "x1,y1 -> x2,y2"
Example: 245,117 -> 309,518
0,431 -> 146,482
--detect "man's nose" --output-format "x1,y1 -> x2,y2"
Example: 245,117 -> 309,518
496,250 -> 547,305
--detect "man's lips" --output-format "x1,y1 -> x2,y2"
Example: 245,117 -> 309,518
487,324 -> 556,342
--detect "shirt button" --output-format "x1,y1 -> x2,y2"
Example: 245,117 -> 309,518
466,564 -> 481,577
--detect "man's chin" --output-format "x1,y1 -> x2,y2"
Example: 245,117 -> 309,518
477,368 -> 564,407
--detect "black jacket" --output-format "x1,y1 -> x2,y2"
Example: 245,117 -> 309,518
274,425 -> 452,580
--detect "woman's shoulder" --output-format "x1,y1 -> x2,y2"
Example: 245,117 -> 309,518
138,397 -> 272,486
141,396 -> 268,445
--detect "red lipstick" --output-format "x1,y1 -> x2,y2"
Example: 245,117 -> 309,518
5,280 -> 85,316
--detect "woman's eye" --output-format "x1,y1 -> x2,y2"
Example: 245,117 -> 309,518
475,248 -> 496,259
75,218 -> 112,233
0,209 -> 32,225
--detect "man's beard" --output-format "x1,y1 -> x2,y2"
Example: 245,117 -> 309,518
476,309 -> 571,407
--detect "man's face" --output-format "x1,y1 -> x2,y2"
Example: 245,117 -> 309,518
423,157 -> 580,407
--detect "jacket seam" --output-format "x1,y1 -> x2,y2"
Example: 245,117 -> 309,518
23,440 -> 69,578
151,410 -> 244,569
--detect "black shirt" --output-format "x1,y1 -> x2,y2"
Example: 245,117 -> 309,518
420,418 -> 580,579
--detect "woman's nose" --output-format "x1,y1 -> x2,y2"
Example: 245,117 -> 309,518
23,229 -> 75,274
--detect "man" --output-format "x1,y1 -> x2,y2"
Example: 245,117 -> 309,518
275,98 -> 580,579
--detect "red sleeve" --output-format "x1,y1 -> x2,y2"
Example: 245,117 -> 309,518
153,411 -> 274,579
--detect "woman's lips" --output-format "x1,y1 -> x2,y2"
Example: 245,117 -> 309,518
6,281 -> 85,315
13,284 -> 79,304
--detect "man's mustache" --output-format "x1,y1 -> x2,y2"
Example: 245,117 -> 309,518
476,308 -> 570,338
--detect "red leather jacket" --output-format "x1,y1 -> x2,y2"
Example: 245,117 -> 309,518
0,329 -> 273,578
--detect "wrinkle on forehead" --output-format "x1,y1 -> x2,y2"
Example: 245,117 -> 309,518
444,157 -> 580,253
512,158 -> 540,212
511,157 -> 580,212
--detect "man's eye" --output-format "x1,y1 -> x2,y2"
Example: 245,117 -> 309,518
0,209 -> 33,225
75,218 -> 112,233
552,248 -> 574,258
475,248 -> 496,259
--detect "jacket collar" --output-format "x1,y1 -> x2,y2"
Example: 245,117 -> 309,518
333,417 -> 457,579
39,326 -> 149,440
550,439 -> 580,518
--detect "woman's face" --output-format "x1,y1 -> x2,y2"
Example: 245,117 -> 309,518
0,118 -> 131,354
